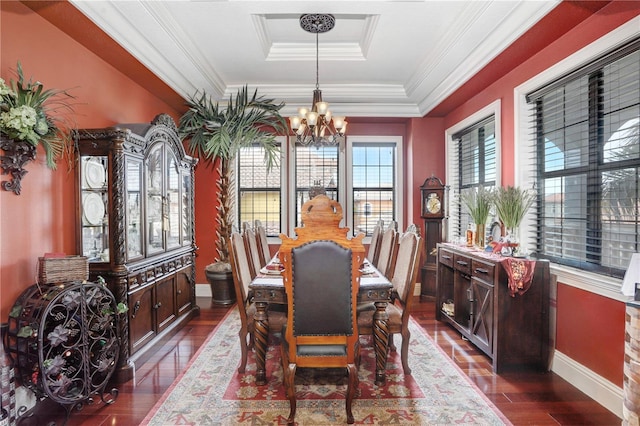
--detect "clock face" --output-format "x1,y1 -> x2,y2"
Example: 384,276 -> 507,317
426,193 -> 441,214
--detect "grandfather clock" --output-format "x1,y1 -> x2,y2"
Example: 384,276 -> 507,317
420,175 -> 448,297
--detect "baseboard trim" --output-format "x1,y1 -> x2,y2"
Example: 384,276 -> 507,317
552,350 -> 622,418
196,282 -> 211,298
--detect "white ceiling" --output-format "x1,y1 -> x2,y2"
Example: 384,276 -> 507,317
70,0 -> 559,118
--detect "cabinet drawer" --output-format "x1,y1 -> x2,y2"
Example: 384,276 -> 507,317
472,258 -> 495,282
453,253 -> 471,274
439,248 -> 454,267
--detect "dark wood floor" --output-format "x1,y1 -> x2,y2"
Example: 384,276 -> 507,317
21,296 -> 620,425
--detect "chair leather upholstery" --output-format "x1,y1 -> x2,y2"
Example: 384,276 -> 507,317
292,241 -> 353,336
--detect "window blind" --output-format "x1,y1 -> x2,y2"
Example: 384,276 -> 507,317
451,116 -> 497,238
528,38 -> 640,277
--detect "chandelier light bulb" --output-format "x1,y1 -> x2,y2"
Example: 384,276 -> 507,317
306,111 -> 319,127
315,101 -> 329,116
290,116 -> 301,131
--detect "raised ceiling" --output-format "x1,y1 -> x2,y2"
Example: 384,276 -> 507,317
69,1 -> 560,118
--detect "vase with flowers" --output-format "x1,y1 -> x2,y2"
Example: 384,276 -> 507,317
459,186 -> 493,248
493,185 -> 536,254
0,62 -> 74,194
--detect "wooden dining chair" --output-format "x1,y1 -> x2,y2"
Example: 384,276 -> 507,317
358,230 -> 421,375
242,225 -> 263,279
228,232 -> 286,374
254,219 -> 271,267
367,219 -> 384,265
374,227 -> 398,279
279,238 -> 364,425
279,194 -> 365,425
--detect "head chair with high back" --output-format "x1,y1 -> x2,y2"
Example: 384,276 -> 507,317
254,219 -> 271,267
279,196 -> 365,425
357,230 -> 421,375
296,194 -> 344,238
375,226 -> 399,279
228,232 -> 286,374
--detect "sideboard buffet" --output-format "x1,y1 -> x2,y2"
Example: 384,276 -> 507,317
435,243 -> 550,373
73,114 -> 199,381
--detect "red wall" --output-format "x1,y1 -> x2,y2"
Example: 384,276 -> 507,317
0,1 -> 180,319
3,0 -> 639,390
427,2 -> 640,386
556,285 -> 626,384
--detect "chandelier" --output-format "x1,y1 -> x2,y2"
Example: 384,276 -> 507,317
290,14 -> 347,147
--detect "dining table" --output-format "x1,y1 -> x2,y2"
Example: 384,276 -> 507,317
249,257 -> 393,386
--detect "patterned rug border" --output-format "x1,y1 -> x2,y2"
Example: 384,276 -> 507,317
141,306 -> 512,425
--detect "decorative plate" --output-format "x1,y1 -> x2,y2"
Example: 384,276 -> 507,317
83,193 -> 105,225
260,265 -> 283,275
359,265 -> 376,275
85,160 -> 106,189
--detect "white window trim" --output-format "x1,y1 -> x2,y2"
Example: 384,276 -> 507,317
513,16 -> 640,301
444,99 -> 502,243
233,135 -> 287,244
346,135 -> 403,242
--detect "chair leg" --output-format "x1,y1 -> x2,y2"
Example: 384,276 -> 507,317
345,363 -> 358,424
389,333 -> 396,352
283,363 -> 297,425
248,331 -> 255,350
400,328 -> 411,375
238,326 -> 249,373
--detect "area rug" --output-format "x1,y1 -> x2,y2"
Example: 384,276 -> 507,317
141,308 -> 510,425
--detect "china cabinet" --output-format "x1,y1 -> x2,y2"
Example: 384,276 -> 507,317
73,114 -> 198,381
435,243 -> 550,372
5,281 -> 120,423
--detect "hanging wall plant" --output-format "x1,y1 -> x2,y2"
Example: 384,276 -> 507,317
0,62 -> 75,194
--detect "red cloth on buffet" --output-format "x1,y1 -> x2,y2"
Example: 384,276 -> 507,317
501,257 -> 536,297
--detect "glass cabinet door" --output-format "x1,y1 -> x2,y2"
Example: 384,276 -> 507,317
126,159 -> 143,260
80,156 -> 109,262
166,153 -> 180,249
146,144 -> 164,254
182,172 -> 192,245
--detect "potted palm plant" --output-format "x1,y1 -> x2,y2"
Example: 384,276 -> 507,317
178,86 -> 286,305
459,186 -> 493,248
493,185 -> 536,247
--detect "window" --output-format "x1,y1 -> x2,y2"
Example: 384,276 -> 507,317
347,136 -> 402,237
446,104 -> 500,241
293,144 -> 339,227
237,137 -> 285,237
240,135 -> 402,239
351,142 -> 396,236
527,38 -> 640,278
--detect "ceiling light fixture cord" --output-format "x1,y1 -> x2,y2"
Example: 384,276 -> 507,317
316,32 -> 319,91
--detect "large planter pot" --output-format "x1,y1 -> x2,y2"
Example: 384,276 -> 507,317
205,267 -> 236,306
